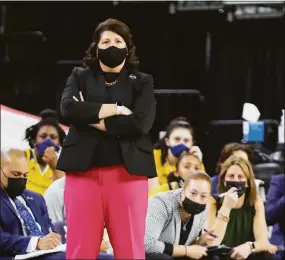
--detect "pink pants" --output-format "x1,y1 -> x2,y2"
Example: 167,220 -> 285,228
64,165 -> 148,259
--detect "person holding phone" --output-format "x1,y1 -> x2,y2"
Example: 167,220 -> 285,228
205,156 -> 278,260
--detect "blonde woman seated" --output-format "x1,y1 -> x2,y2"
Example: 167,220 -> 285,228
145,171 -> 215,260
205,156 -> 278,260
149,152 -> 201,197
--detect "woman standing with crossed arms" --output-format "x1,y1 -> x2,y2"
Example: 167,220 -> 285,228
57,18 -> 157,259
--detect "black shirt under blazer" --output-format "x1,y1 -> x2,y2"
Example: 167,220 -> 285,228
56,66 -> 157,178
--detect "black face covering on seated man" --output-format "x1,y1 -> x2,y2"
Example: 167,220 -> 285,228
98,46 -> 128,68
225,181 -> 247,198
1,170 -> 27,198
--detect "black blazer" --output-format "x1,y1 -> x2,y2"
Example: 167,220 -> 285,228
56,66 -> 157,178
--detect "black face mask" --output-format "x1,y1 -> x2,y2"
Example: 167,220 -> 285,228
1,170 -> 27,198
225,181 -> 247,198
98,46 -> 128,68
182,197 -> 206,215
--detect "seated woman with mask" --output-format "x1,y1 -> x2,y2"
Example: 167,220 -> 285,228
205,155 -> 278,260
24,109 -> 66,195
150,118 -> 204,192
149,152 -> 202,197
145,171 -> 214,260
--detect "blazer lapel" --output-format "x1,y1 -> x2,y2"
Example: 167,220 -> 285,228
0,189 -> 19,219
111,68 -> 134,107
85,69 -> 106,102
83,67 -> 134,107
174,191 -> 182,244
21,192 -> 42,226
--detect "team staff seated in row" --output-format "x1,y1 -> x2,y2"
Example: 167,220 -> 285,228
0,148 -> 65,260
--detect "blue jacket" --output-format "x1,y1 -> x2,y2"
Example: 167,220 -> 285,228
0,189 -> 53,257
265,174 -> 285,246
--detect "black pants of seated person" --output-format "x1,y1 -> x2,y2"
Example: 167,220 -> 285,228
146,253 -> 220,260
219,252 -> 275,260
146,253 -> 275,260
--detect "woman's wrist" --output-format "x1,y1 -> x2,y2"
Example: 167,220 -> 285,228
172,245 -> 188,257
219,205 -> 231,217
245,242 -> 254,253
253,240 -> 270,252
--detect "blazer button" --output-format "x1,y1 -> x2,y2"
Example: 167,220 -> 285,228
117,135 -> 120,138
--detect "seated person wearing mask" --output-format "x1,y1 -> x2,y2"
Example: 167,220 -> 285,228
205,156 -> 277,260
266,174 -> 284,260
0,148 -> 65,260
145,171 -> 214,260
24,109 -> 66,195
150,118 -> 204,192
211,143 -> 253,194
149,152 -> 201,197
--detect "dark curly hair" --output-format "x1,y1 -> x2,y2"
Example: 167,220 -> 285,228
25,109 -> 66,148
83,18 -> 139,71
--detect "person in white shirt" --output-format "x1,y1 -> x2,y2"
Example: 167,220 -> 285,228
44,176 -> 66,223
43,175 -> 114,255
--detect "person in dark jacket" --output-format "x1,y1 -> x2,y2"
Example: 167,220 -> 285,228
0,148 -> 65,260
266,174 -> 285,260
56,18 -> 156,260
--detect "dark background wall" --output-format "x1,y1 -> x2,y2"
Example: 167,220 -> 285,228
1,1 -> 284,173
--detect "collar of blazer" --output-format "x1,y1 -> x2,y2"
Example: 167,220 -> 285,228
79,66 -> 138,107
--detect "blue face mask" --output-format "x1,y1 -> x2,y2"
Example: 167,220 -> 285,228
35,139 -> 60,157
169,143 -> 190,158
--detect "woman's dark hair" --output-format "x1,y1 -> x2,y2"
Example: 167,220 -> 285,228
154,117 -> 194,164
25,109 -> 66,148
83,18 -> 138,71
216,142 -> 253,173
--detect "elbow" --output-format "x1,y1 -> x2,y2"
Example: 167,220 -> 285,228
144,236 -> 164,254
133,125 -> 146,135
132,119 -> 152,135
144,242 -> 152,254
144,242 -> 159,255
60,99 -> 80,123
61,99 -> 73,119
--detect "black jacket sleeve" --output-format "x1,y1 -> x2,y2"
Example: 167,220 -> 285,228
60,67 -> 103,125
104,75 -> 156,136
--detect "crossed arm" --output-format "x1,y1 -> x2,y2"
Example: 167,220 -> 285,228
61,68 -> 156,136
